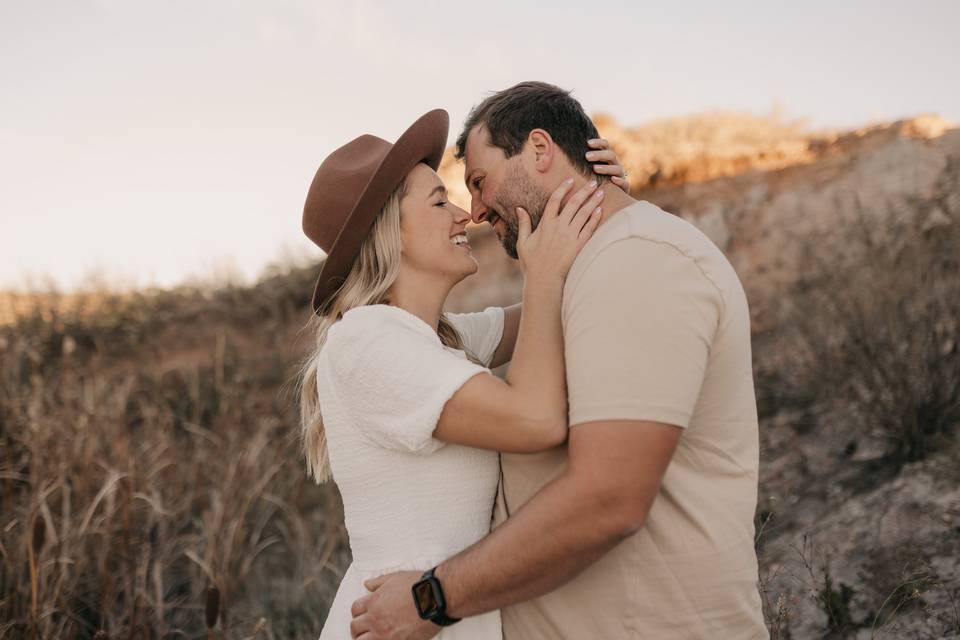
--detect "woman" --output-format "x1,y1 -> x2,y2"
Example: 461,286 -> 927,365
297,109 -> 626,639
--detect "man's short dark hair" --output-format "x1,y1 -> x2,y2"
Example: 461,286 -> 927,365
455,81 -> 604,180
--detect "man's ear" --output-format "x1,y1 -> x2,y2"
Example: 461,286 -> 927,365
527,129 -> 555,174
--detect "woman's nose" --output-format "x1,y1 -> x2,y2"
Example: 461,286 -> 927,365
451,203 -> 471,224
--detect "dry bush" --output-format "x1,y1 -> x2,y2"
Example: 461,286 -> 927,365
750,164 -> 960,636
593,110 -> 813,192
798,224 -> 957,465
438,110 -> 817,208
756,169 -> 960,473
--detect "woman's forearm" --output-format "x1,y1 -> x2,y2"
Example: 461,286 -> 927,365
431,289 -> 566,453
504,276 -> 567,428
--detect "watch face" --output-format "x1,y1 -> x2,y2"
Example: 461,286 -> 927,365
413,580 -> 440,616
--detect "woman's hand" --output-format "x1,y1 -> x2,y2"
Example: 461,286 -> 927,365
586,138 -> 630,193
516,178 -> 603,282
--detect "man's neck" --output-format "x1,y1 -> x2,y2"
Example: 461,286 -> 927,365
594,182 -> 637,226
557,177 -> 637,226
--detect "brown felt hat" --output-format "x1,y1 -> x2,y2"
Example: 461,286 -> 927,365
302,109 -> 449,314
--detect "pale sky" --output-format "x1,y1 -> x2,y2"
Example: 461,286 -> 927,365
2,0 -> 957,292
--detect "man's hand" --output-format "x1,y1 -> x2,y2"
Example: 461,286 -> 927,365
349,571 -> 440,640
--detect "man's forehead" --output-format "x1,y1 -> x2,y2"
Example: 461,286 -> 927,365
463,125 -> 493,176
463,126 -> 483,164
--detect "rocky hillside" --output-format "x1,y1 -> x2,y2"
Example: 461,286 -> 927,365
2,113 -> 957,638
444,113 -> 960,638
441,113 -> 957,327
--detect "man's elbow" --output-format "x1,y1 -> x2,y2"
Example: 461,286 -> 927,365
616,510 -> 648,538
583,482 -> 651,541
604,503 -> 648,540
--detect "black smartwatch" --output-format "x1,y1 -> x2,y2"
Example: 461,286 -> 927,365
411,567 -> 461,627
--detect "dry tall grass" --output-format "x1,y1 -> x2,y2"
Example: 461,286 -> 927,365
1,270 -> 350,638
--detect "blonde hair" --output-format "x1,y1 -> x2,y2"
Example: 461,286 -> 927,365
297,174 -> 475,483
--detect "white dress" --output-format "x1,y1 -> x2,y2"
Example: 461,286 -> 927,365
316,304 -> 505,640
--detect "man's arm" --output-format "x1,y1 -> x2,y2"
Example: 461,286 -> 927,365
437,419 -> 681,615
352,236 -> 716,639
349,419 -> 681,639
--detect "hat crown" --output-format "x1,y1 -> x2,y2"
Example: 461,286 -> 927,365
302,134 -> 393,253
300,109 -> 449,314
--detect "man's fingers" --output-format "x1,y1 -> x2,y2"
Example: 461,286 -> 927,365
350,613 -> 371,639
351,595 -> 370,617
364,575 -> 389,592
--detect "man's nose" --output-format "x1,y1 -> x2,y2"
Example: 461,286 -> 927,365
451,203 -> 471,224
470,199 -> 490,225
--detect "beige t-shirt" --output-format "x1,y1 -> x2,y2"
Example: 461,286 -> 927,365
495,201 -> 767,639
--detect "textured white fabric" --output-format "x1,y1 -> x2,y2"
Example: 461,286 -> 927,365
317,304 -> 505,640
447,306 -> 505,367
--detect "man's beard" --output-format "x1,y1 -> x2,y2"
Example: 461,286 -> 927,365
495,162 -> 550,260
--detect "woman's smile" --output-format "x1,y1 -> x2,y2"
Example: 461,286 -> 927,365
450,232 -> 470,249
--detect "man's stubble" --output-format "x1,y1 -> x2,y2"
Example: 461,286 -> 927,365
494,161 -> 551,260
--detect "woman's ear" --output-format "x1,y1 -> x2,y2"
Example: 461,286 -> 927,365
528,129 -> 555,173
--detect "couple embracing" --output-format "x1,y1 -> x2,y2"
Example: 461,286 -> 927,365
297,81 -> 767,640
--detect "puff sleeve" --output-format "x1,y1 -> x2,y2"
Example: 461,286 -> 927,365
324,306 -> 492,454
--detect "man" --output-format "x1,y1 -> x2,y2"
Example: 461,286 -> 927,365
350,81 -> 767,639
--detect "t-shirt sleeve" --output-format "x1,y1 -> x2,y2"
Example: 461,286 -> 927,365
446,306 -> 505,367
325,308 -> 491,454
564,238 -> 723,428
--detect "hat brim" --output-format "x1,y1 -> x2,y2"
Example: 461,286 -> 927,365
310,109 -> 449,314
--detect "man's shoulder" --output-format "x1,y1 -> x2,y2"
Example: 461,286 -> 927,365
562,200 -> 748,322
568,201 -> 723,281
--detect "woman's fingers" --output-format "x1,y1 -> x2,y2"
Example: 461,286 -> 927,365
570,188 -> 602,231
577,206 -> 603,248
591,163 -> 623,176
542,177 -> 575,219
587,138 -> 610,149
562,184 -> 603,226
586,148 -> 617,164
517,207 -> 532,244
558,180 -> 599,221
586,140 -> 629,193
